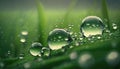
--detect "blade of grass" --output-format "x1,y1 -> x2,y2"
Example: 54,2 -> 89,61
101,0 -> 112,31
35,0 -> 46,46
59,0 -> 78,28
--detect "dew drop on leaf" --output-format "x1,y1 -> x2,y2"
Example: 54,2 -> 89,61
69,52 -> 77,60
0,62 -> 4,68
112,23 -> 117,30
41,47 -> 50,56
29,42 -> 42,57
20,38 -> 26,43
21,31 -> 28,36
80,16 -> 105,37
47,29 -> 72,50
24,62 -> 31,69
19,53 -> 24,60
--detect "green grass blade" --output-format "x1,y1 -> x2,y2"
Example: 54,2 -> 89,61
60,0 -> 77,28
35,0 -> 46,46
101,0 -> 112,31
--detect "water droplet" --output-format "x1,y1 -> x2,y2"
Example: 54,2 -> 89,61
69,45 -> 74,48
21,31 -> 28,36
79,37 -> 83,41
75,42 -> 80,46
41,47 -> 50,56
106,51 -> 120,66
7,51 -> 11,55
29,42 -> 42,57
78,53 -> 94,68
48,29 -> 72,50
97,36 -> 101,39
80,16 -> 105,37
0,62 -> 4,68
61,46 -> 68,52
112,23 -> 117,30
24,62 -> 31,69
20,38 -> 26,43
19,53 -> 24,59
69,52 -> 77,60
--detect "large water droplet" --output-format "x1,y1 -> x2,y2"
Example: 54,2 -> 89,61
29,42 -> 42,57
48,29 -> 72,50
41,47 -> 50,56
80,16 -> 105,37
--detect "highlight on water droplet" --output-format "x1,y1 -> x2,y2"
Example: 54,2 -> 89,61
78,53 -> 94,68
80,16 -> 105,37
47,29 -> 72,50
106,51 -> 120,66
41,47 -> 50,56
29,42 -> 42,57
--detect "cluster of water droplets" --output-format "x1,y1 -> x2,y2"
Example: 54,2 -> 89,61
29,15 -> 119,59
19,30 -> 29,44
29,42 -> 50,57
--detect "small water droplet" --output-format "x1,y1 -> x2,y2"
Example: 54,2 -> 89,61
29,42 -> 42,57
79,37 -> 83,41
112,23 -> 117,30
20,38 -> 26,43
69,45 -> 74,48
41,47 -> 50,56
0,62 -> 4,68
69,52 -> 77,60
19,53 -> 24,59
106,51 -> 120,66
78,53 -> 94,68
7,51 -> 11,55
75,42 -> 80,46
48,29 -> 72,50
80,16 -> 105,37
97,36 -> 101,39
24,62 -> 31,69
21,31 -> 28,36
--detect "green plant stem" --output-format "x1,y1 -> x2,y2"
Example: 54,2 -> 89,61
101,0 -> 112,31
35,0 -> 47,46
60,0 -> 77,28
